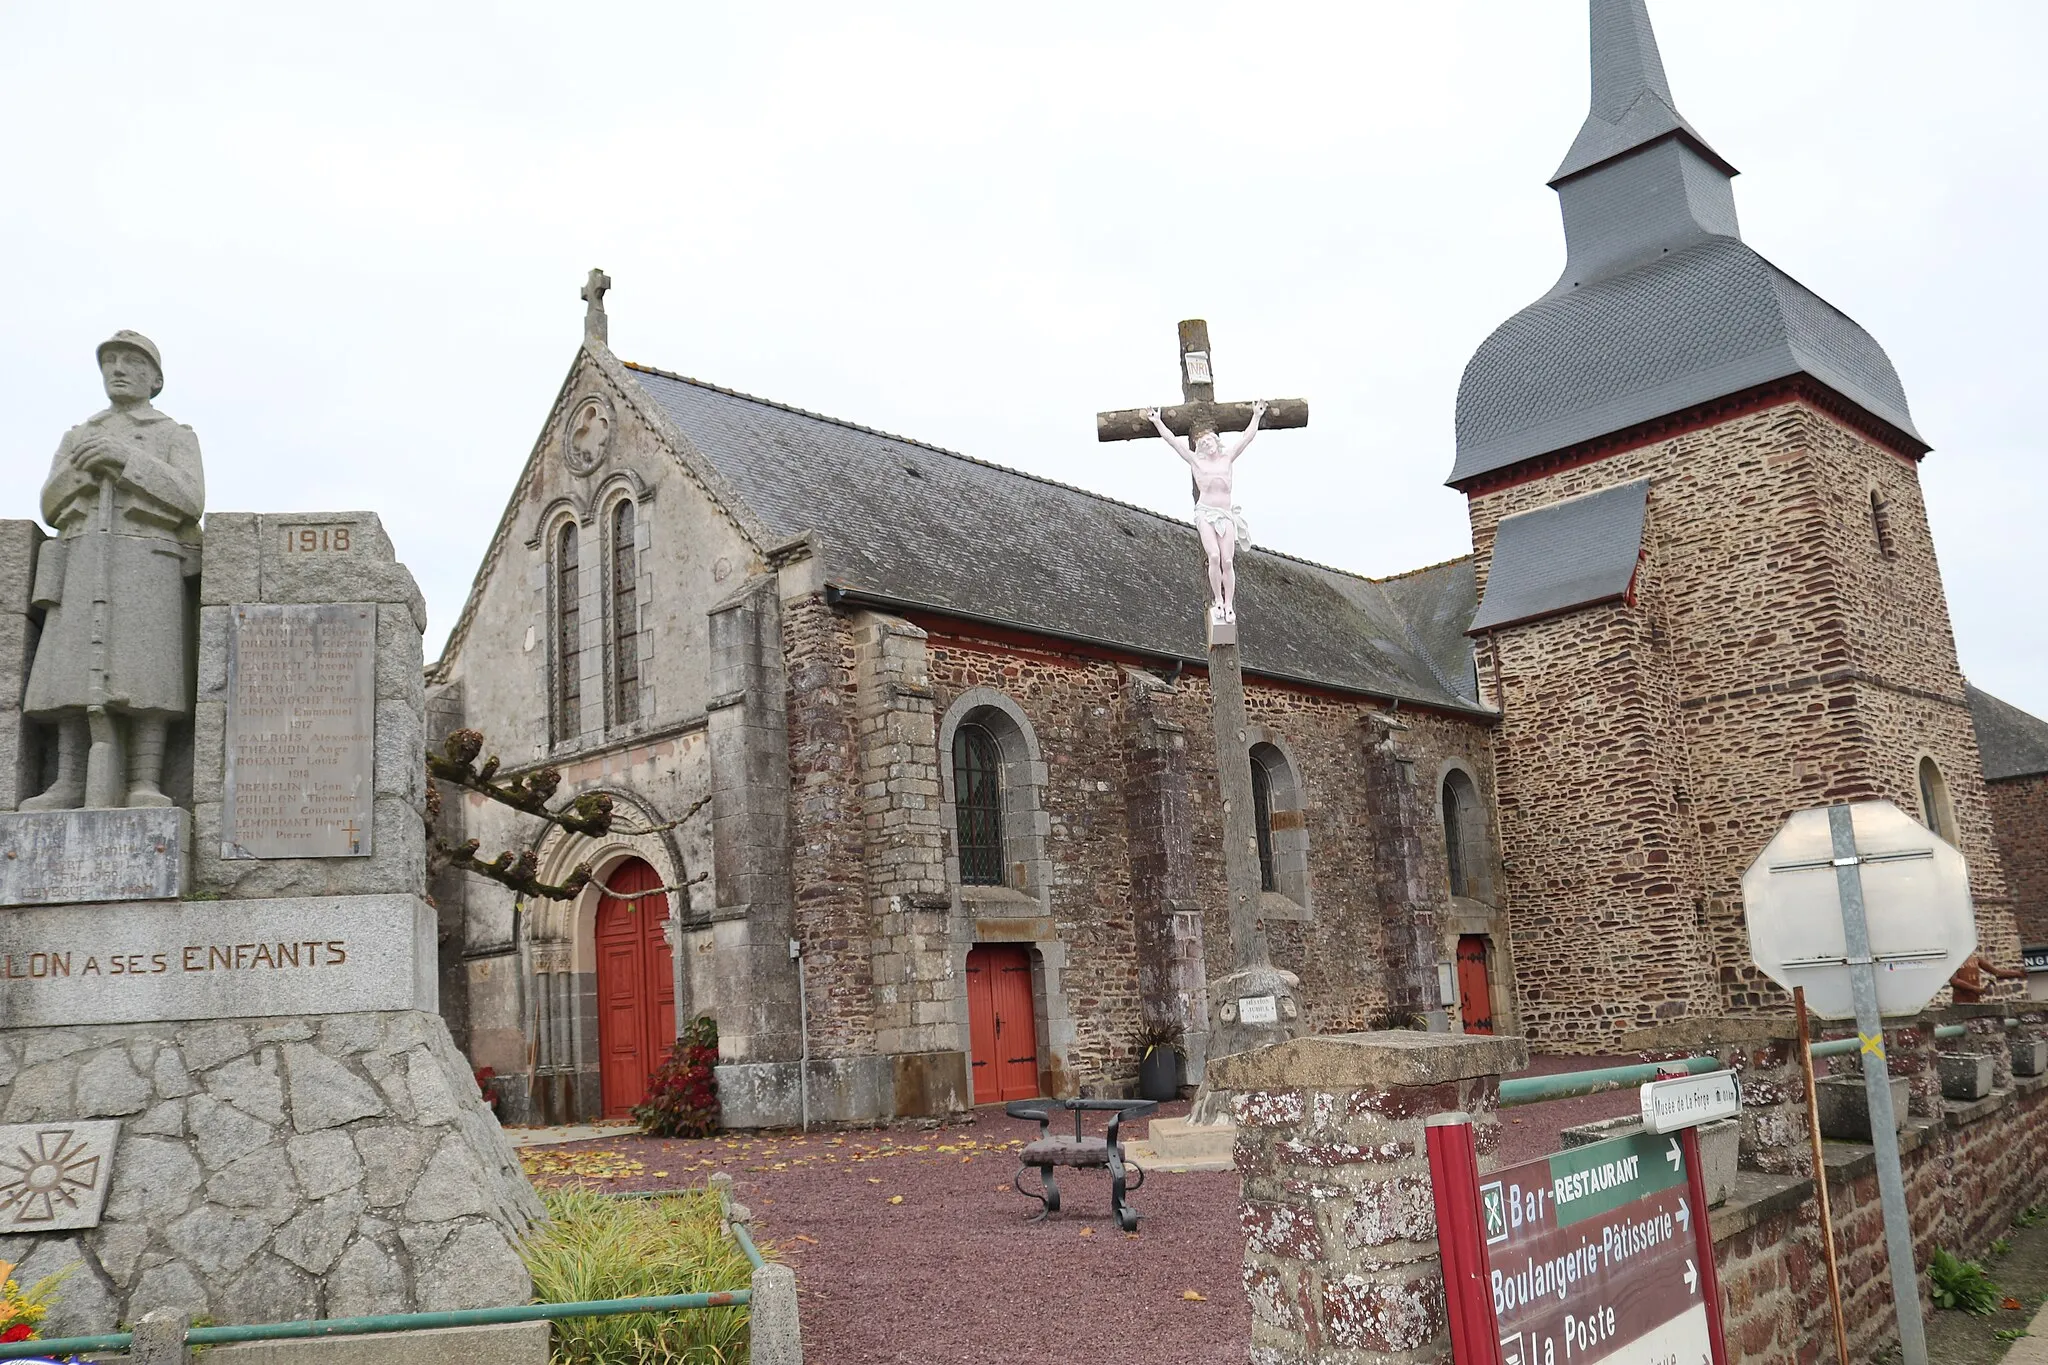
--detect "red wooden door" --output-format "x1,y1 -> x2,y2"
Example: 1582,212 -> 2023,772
1457,934 -> 1494,1035
595,858 -> 676,1118
965,945 -> 1039,1103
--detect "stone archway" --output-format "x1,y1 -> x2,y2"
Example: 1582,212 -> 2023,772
525,791 -> 692,1122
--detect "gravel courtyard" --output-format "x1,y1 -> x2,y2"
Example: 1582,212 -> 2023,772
515,1064 -> 1643,1364
521,1101 -> 1247,1364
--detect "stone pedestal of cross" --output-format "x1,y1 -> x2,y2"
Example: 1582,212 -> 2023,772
1098,320 -> 1309,1089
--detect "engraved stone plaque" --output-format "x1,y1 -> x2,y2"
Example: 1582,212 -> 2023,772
0,1121 -> 120,1232
0,809 -> 188,906
223,603 -> 376,859
0,893 -> 435,1025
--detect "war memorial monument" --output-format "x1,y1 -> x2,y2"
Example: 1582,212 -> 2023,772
0,333 -> 540,1332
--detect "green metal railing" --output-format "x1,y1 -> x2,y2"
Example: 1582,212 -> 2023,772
0,1193 -> 770,1361
1502,1020 -> 2019,1106
1499,1053 -> 1720,1107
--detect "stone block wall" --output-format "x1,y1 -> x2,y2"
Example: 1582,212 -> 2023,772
1467,401 -> 2017,1048
913,618 -> 1503,1094
191,512 -> 428,900
1989,773 -> 2048,947
1213,1031 -> 1527,1365
0,1010 -> 543,1335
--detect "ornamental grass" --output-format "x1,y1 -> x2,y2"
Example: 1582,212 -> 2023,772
522,1187 -> 756,1365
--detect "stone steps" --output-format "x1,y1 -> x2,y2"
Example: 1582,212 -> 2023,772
1123,1115 -> 1238,1172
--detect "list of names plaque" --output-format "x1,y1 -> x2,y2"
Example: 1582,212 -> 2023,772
223,603 -> 377,859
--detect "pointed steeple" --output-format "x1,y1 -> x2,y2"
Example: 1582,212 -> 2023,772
1448,0 -> 1924,487
1552,0 -> 1734,185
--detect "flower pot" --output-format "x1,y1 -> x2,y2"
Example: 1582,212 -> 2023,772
1139,1047 -> 1182,1102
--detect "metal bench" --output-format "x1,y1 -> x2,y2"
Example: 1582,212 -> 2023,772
1004,1097 -> 1158,1231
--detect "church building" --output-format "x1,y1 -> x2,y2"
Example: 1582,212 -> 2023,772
427,0 -> 2043,1127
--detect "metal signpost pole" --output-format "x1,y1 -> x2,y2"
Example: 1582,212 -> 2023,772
1677,1124 -> 1730,1365
1424,1113 -> 1504,1365
1825,803 -> 1929,1365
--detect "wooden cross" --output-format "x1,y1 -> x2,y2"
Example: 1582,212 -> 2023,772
581,267 -> 612,343
1095,319 -> 1308,443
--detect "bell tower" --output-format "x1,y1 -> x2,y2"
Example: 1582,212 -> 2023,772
1455,0 -> 2013,1046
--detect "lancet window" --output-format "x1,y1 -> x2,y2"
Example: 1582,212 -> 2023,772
952,723 -> 1005,886
554,521 -> 582,743
610,499 -> 640,725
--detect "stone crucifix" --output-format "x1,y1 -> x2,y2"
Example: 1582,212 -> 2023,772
1097,320 -> 1309,1077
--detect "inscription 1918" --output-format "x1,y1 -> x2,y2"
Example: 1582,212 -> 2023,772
223,603 -> 377,859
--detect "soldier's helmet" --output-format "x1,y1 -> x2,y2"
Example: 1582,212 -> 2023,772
95,330 -> 164,397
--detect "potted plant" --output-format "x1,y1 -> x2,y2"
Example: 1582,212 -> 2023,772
1136,1019 -> 1185,1102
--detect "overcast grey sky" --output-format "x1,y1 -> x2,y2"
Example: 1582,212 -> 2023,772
2,2 -> 2041,718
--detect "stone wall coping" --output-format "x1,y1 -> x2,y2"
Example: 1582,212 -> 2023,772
1707,1116 -> 1945,1246
1205,1030 -> 1529,1091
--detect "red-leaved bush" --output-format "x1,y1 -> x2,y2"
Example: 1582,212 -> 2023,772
633,1015 -> 720,1137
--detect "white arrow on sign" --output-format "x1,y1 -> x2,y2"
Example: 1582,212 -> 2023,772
1664,1139 -> 1681,1173
1684,1259 -> 1699,1294
1675,1197 -> 1690,1232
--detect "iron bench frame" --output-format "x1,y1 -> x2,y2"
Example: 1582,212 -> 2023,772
1004,1097 -> 1158,1231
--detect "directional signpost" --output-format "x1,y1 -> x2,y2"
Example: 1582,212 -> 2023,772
1742,800 -> 1976,1365
1428,1081 -> 1731,1365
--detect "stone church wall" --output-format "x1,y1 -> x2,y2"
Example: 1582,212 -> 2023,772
911,618 -> 1504,1094
1990,774 -> 2048,949
1468,400 -> 2017,1047
430,348 -> 759,1123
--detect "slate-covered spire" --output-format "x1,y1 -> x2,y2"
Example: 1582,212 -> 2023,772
1447,0 -> 1924,487
1551,0 -> 1734,185
1546,0 -> 1743,296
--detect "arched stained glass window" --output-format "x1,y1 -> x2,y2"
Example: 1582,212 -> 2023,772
1250,752 -> 1278,893
611,500 -> 640,724
1443,770 -> 1480,899
952,723 -> 1005,886
555,521 -> 582,742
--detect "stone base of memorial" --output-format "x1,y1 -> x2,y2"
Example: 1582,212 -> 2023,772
0,509 -> 545,1333
0,1006 -> 543,1333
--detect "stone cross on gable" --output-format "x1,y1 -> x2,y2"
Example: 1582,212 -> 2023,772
581,268 -> 612,343
1095,320 -> 1308,442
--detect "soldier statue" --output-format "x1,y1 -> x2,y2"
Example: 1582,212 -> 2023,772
21,331 -> 204,810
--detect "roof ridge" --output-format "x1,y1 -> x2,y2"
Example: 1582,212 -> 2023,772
619,359 -> 1407,588
1369,553 -> 1473,586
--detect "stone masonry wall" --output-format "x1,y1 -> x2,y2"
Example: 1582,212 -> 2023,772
782,591 -> 871,1061
915,621 -> 1501,1093
0,1010 -> 544,1336
1468,401 -> 2017,1048
1714,1040 -> 2048,1363
1990,773 -> 2048,947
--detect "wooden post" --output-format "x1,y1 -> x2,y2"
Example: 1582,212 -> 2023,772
1794,987 -> 1852,1365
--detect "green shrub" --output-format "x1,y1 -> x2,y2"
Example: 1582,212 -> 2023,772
522,1186 -> 756,1364
634,1017 -> 720,1138
1929,1248 -> 2000,1315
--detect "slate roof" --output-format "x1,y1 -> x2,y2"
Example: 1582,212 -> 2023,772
1468,478 -> 1649,632
1450,0 -> 1923,487
1452,239 -> 1922,484
1968,686 -> 2048,782
623,364 -> 1486,713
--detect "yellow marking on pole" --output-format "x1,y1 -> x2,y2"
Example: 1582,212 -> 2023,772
1860,1032 -> 1886,1059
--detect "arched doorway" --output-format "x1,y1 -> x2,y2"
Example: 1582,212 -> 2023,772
595,858 -> 676,1117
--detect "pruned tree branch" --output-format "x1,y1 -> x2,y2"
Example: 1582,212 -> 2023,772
423,729 -> 711,904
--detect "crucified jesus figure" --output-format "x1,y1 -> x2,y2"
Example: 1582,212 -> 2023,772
1147,399 -> 1265,622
